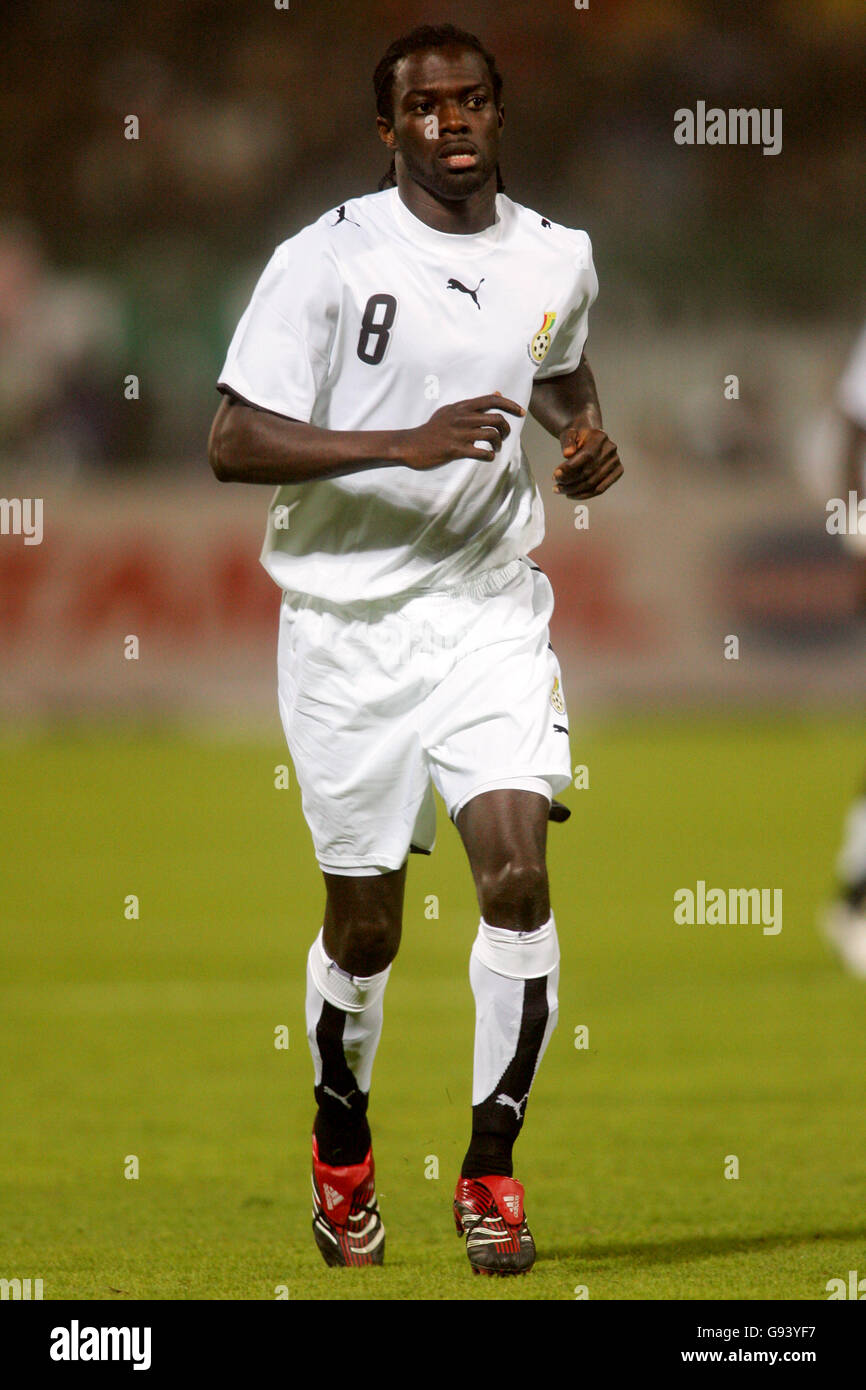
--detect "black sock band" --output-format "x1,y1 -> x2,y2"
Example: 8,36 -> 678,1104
461,976 -> 549,1181
313,1000 -> 371,1166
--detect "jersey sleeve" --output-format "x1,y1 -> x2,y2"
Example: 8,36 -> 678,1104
533,231 -> 599,381
838,322 -> 866,430
217,225 -> 340,422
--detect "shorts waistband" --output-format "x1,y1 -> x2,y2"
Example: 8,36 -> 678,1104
430,558 -> 525,600
280,558 -> 527,618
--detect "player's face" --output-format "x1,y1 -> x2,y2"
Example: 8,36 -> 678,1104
380,45 -> 504,201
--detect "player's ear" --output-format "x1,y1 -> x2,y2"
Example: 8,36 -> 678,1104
376,116 -> 397,150
497,103 -> 505,131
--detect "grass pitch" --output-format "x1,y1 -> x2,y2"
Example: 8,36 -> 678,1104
2,715 -> 866,1301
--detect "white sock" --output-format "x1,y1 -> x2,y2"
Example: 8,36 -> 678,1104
838,796 -> 866,890
305,929 -> 390,1163
462,914 -> 559,1177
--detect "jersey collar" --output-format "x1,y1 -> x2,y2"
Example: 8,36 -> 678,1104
390,187 -> 504,256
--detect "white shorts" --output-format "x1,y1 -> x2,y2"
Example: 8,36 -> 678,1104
276,557 -> 572,875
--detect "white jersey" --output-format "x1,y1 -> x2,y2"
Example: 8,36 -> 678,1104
218,186 -> 597,602
839,321 -> 866,430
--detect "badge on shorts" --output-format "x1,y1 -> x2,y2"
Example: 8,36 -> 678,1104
529,311 -> 557,364
549,676 -> 565,713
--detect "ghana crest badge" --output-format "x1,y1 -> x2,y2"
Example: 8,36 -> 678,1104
529,311 -> 557,364
550,676 -> 566,714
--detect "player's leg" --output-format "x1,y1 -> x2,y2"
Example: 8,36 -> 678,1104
821,776 -> 866,977
820,548 -> 866,974
455,788 -> 558,1176
456,785 -> 551,929
310,865 -> 405,1166
277,592 -> 433,1265
306,865 -> 406,1266
322,864 -> 405,974
449,787 -> 560,1274
834,780 -> 866,911
421,561 -> 571,1273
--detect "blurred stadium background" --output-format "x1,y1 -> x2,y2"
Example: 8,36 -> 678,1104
2,0 -> 866,714
3,0 -> 866,1301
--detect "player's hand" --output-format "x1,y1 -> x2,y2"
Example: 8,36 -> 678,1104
401,393 -> 525,470
553,425 -> 623,498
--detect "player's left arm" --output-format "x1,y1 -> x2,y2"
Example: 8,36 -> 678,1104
529,352 -> 623,498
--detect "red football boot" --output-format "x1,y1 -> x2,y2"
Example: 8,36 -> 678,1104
453,1175 -> 536,1275
311,1135 -> 385,1267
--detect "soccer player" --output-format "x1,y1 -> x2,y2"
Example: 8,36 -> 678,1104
821,321 -> 866,977
209,23 -> 623,1275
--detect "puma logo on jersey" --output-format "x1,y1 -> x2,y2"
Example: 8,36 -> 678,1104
323,1085 -> 356,1110
541,217 -> 552,228
495,1091 -> 529,1121
447,276 -> 484,309
553,723 -> 568,734
332,204 -> 359,227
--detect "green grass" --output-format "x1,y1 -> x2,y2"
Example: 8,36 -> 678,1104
2,715 -> 866,1300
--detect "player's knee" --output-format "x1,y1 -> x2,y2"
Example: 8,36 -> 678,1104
477,858 -> 549,931
329,913 -> 401,975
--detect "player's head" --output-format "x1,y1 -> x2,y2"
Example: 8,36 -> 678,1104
373,23 -> 505,197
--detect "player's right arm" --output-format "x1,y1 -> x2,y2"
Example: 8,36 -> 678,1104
208,391 -> 524,484
213,227 -> 522,484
